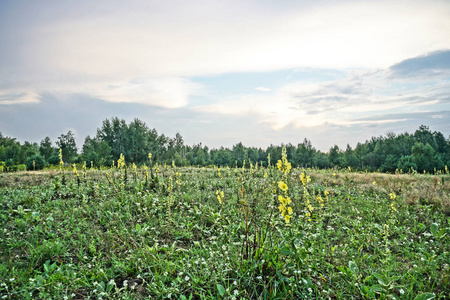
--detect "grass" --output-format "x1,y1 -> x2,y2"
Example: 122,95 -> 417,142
0,163 -> 449,299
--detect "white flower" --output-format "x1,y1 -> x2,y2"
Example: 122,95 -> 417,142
234,289 -> 239,295
399,289 -> 405,295
185,276 -> 190,281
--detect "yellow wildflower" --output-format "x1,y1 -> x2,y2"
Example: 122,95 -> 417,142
278,195 -> 287,206
390,192 -> 396,200
284,214 -> 291,224
390,203 -> 397,212
276,160 -> 282,170
216,190 -> 224,204
278,181 -> 288,192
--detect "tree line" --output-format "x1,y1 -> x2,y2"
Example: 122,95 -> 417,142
0,117 -> 449,173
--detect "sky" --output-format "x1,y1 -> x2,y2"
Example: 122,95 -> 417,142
0,0 -> 449,152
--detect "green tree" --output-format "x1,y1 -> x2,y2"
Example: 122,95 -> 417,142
328,145 -> 344,167
295,139 -> 315,167
39,137 -> 55,161
397,155 -> 417,173
411,142 -> 442,173
56,131 -> 77,163
81,136 -> 113,167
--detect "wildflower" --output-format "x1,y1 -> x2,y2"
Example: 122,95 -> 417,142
284,214 -> 291,224
216,190 -> 224,204
300,173 -> 311,186
278,181 -> 288,192
390,192 -> 396,200
117,153 -> 125,168
59,148 -> 64,170
287,206 -> 293,215
390,203 -> 397,212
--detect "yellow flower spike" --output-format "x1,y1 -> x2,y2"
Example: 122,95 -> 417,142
287,207 -> 293,215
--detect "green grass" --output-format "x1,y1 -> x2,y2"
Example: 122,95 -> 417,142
0,165 -> 449,299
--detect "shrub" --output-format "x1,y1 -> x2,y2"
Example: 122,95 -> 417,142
47,155 -> 60,166
25,155 -> 46,171
17,164 -> 27,171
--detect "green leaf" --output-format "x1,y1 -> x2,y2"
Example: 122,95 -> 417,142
373,273 -> 389,287
135,223 -> 141,232
348,261 -> 359,276
430,223 -> 438,236
370,284 -> 385,292
437,228 -> 446,238
217,284 -> 225,296
387,293 -> 400,300
280,246 -> 294,255
414,293 -> 435,300
180,296 -> 187,300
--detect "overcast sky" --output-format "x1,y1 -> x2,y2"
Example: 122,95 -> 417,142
1,0 -> 449,151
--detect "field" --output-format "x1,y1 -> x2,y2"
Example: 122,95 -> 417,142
0,161 -> 449,299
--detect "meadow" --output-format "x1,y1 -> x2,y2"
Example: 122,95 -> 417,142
0,154 -> 449,299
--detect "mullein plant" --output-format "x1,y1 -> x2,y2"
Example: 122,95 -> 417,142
300,172 -> 312,221
277,147 -> 293,225
72,164 -> 81,187
117,153 -> 127,188
389,192 -> 397,212
58,148 -> 66,185
59,149 -> 64,171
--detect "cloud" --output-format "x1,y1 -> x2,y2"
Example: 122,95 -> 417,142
390,50 -> 450,77
1,0 -> 450,109
95,77 -> 200,108
255,87 -> 271,92
193,62 -> 450,131
0,91 -> 40,105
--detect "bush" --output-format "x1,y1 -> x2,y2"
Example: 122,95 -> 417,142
47,155 -> 60,166
17,164 -> 27,172
25,155 -> 46,171
0,166 -> 3,173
